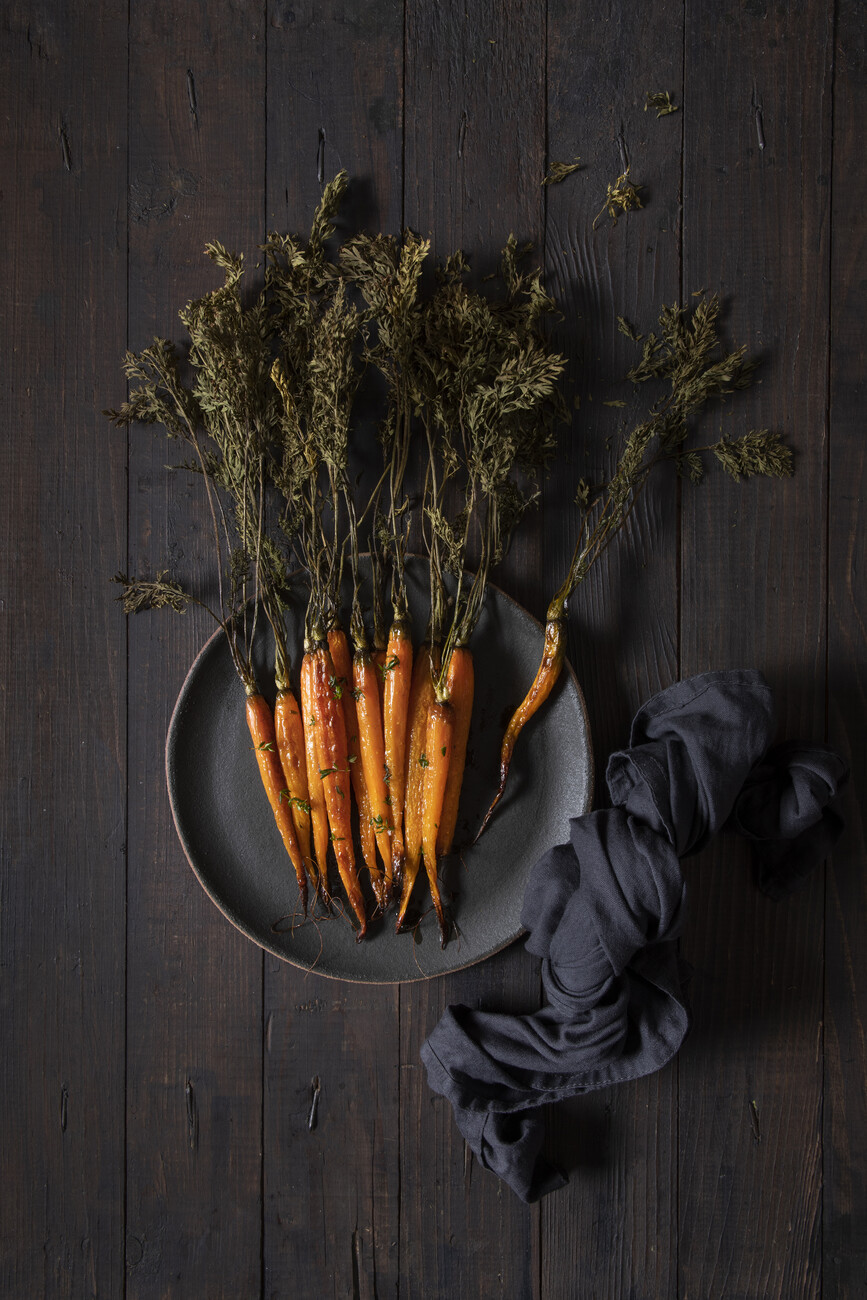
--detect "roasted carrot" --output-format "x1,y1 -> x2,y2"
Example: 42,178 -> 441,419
476,615 -> 566,839
274,685 -> 315,894
328,626 -> 387,909
382,619 -> 413,892
300,652 -> 331,903
353,647 -> 394,892
396,643 -> 437,931
246,692 -> 308,914
435,647 -> 474,855
373,647 -> 387,712
311,644 -> 367,936
421,697 -> 454,946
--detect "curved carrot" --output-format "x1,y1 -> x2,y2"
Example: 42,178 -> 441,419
436,647 -> 474,855
246,692 -> 308,914
353,648 -> 394,890
311,645 -> 367,937
421,698 -> 454,947
396,643 -> 437,932
300,653 -> 331,903
382,619 -> 413,894
274,686 -> 315,893
475,616 -> 566,840
328,626 -> 386,910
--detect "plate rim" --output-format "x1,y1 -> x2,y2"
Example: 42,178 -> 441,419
165,575 -> 594,983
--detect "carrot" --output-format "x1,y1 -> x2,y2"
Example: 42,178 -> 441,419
373,647 -> 387,712
328,626 -> 387,910
396,643 -> 437,931
353,647 -> 394,891
311,645 -> 367,937
435,647 -> 474,855
246,692 -> 308,914
274,685 -> 315,893
382,619 -> 413,893
300,652 -> 331,903
475,616 -> 566,840
421,698 -> 454,947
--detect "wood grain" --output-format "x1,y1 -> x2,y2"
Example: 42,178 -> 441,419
124,5 -> 266,1297
0,2 -> 128,1294
540,0 -> 683,1294
262,4 -> 403,1295
677,1 -> 832,1296
825,1 -> 867,1295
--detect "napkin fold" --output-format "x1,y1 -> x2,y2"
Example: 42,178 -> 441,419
420,669 -> 848,1203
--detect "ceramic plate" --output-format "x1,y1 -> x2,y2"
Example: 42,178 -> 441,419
166,556 -> 592,982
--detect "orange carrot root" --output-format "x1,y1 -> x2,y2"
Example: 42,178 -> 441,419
311,645 -> 367,937
421,697 -> 454,947
353,648 -> 394,891
300,653 -> 331,904
246,692 -> 308,914
476,617 -> 566,840
329,627 -> 386,909
436,647 -> 474,855
383,620 -> 413,896
274,686 -> 315,893
396,644 -> 437,932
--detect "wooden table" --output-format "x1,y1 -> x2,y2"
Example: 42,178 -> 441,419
3,1 -> 864,1295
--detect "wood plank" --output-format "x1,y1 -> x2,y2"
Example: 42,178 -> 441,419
400,3 -> 546,1295
124,7 -> 266,1297
0,2 -> 128,1294
677,1 -> 832,1295
262,4 -> 404,1295
541,0 -> 683,1293
825,1 -> 867,1293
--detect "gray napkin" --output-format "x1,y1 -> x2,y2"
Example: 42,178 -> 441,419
420,670 -> 848,1202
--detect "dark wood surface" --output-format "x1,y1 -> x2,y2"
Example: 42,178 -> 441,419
2,1 -> 864,1296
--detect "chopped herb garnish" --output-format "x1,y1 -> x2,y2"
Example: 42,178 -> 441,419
329,674 -> 345,699
418,753 -> 430,768
441,745 -> 447,756
379,655 -> 400,676
542,158 -> 583,186
644,90 -> 679,118
256,741 -> 275,752
594,167 -> 644,228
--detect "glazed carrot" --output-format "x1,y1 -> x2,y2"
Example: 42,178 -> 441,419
373,647 -> 387,712
396,644 -> 437,931
300,652 -> 331,903
382,619 -> 413,892
328,626 -> 386,909
476,616 -> 566,840
435,647 -> 474,855
353,647 -> 394,890
311,645 -> 367,936
246,692 -> 308,914
274,685 -> 315,893
421,698 -> 454,946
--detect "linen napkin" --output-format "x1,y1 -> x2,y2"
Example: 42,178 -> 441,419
420,669 -> 848,1202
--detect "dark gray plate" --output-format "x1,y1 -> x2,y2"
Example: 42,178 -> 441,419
166,556 -> 592,982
